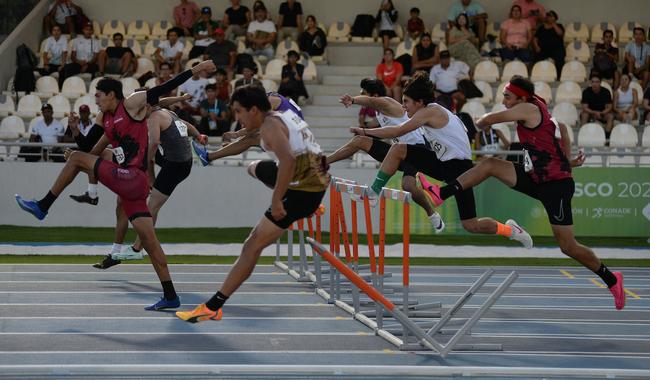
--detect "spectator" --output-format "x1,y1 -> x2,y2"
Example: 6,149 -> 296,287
376,48 -> 403,101
59,21 -> 99,86
475,125 -> 510,159
97,33 -> 136,77
624,27 -> 650,90
189,6 -> 221,59
447,0 -> 488,43
155,62 -> 176,98
30,104 -> 65,161
499,4 -> 533,63
278,50 -> 309,105
178,61 -> 211,117
429,50 -> 470,111
411,33 -> 439,73
642,86 -> 650,124
234,65 -> 262,89
245,6 -> 277,61
40,25 -> 68,76
203,28 -> 237,80
173,0 -> 200,37
532,10 -> 565,80
199,84 -> 230,136
593,29 -> 620,89
223,0 -> 252,41
155,28 -> 184,74
358,78 -> 383,128
406,7 -> 424,41
512,0 -> 545,31
446,13 -> 481,70
298,15 -> 327,57
580,74 -> 614,135
613,73 -> 638,124
43,0 -> 84,36
376,0 -> 398,50
213,68 -> 232,102
277,0 -> 303,42
64,105 -> 101,151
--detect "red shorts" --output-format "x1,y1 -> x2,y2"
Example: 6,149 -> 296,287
93,158 -> 151,221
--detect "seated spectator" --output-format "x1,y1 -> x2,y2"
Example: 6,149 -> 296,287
245,6 -> 277,61
189,6 -> 221,59
155,62 -> 176,98
178,61 -> 211,117
213,68 -> 232,102
429,50 -> 470,111
532,10 -> 564,79
234,64 -> 262,89
642,86 -> 650,124
30,104 -> 65,161
277,0 -> 303,42
499,4 -> 533,63
59,22 -> 99,86
580,74 -> 614,135
376,0 -> 398,50
613,73 -> 639,124
447,0 -> 488,43
475,124 -> 510,159
155,28 -> 184,74
199,84 -> 230,136
357,78 -> 383,128
624,27 -> 650,90
223,0 -> 252,41
64,104 -> 101,150
203,28 -> 237,80
278,50 -> 309,105
40,25 -> 68,76
43,0 -> 84,36
298,15 -> 327,57
513,0 -> 545,31
406,7 -> 424,40
376,48 -> 403,101
173,0 -> 200,37
592,29 -> 620,89
411,33 -> 439,73
447,13 -> 481,70
97,33 -> 136,77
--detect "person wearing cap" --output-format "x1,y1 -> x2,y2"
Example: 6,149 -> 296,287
429,50 -> 470,111
173,0 -> 200,37
245,6 -> 277,61
532,10 -> 565,80
189,6 -> 221,59
278,50 -> 308,105
203,27 -> 237,80
29,104 -> 65,162
97,32 -> 137,77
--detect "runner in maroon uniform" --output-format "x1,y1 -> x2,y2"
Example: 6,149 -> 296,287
15,60 -> 217,310
418,76 -> 626,310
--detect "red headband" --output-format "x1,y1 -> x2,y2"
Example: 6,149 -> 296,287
505,83 -> 530,99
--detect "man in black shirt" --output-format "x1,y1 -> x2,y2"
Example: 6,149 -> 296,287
97,33 -> 137,77
277,0 -> 303,41
203,28 -> 237,80
580,74 -> 614,134
223,0 -> 251,40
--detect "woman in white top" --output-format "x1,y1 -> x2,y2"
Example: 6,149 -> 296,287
613,73 -> 638,123
41,25 -> 68,76
376,0 -> 398,50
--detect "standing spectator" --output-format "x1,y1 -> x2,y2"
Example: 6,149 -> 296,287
245,6 -> 277,61
199,84 -> 230,136
376,48 -> 403,101
97,33 -> 136,77
234,65 -> 262,89
376,0 -> 398,50
642,86 -> 650,124
155,28 -> 184,74
278,50 -> 309,104
189,7 -> 221,59
499,5 -> 533,63
580,74 -> 614,135
40,25 -> 68,76
203,28 -> 237,80
624,27 -> 650,90
446,13 -> 481,70
178,61 -> 211,117
593,30 -> 620,89
406,7 -> 424,41
447,0 -> 488,43
513,0 -> 545,31
532,10 -> 565,80
223,0 -> 252,41
298,15 -> 327,57
613,73 -> 639,124
429,50 -> 470,111
277,0 -> 303,42
213,68 -> 232,102
59,22 -> 99,86
43,0 -> 85,36
30,104 -> 65,161
173,0 -> 200,37
411,33 -> 439,73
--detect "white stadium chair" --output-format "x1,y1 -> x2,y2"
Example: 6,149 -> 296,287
486,22 -> 501,38
261,79 -> 278,93
395,37 -> 416,58
473,60 -> 499,83
127,20 -> 151,40
73,95 -> 99,115
120,77 -> 140,97
566,41 -> 591,63
92,20 -> 102,37
151,21 -> 174,39
143,39 -> 161,58
275,39 -> 300,60
299,55 -> 318,82
560,61 -> 587,82
460,101 -> 486,122
47,94 -> 71,118
144,77 -> 157,89
61,76 -> 87,99
501,60 -> 528,81
600,81 -> 613,94
0,94 -> 15,117
534,81 -> 553,104
610,123 -> 638,147
184,58 -> 201,70
473,80 -> 493,104
327,21 -> 350,42
134,57 -> 155,77
591,22 -> 617,43
88,77 -> 102,96
35,76 -> 60,98
642,126 -> 650,147
102,20 -> 126,38
494,82 -> 508,104
555,81 -> 582,104
578,122 -> 606,147
392,24 -> 404,43
530,60 -> 557,83
552,102 -> 579,128
491,123 -> 512,142
16,94 -> 42,118
618,22 -> 643,44
430,22 -> 448,42
564,22 -> 589,42
0,115 -> 26,139
264,59 -> 284,81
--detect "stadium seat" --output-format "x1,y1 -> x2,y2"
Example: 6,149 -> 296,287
438,40 -> 448,51
73,95 -> 99,115
236,39 -> 246,54
134,57 -> 155,77
501,60 -> 528,81
642,126 -> 650,147
92,20 -> 102,37
47,95 -> 71,118
127,20 -> 151,40
392,24 -> 404,43
610,123 -> 638,147
327,21 -> 350,42
102,20 -> 126,38
299,55 -> 317,82
491,103 -> 514,137
552,102 -> 579,128
16,94 -> 43,118
564,22 -> 589,42
641,149 -> 650,167
560,61 -> 587,82
144,77 -> 157,89
143,39 -> 161,58
60,116 -> 68,129
555,81 -> 582,104
151,21 -> 173,39
431,22 -> 448,42
534,81 -> 553,104
120,77 -> 140,97
0,115 -> 26,139
494,82 -> 508,104
460,101 -> 486,121
27,116 -> 43,135
591,22 -> 617,43
578,122 -> 606,147
565,41 -> 591,63
600,81 -> 613,94
351,28 -> 376,43
264,59 -> 284,81
473,80 -> 493,104
61,76 -> 87,99
0,94 -> 15,117
261,79 -> 278,93
473,60 -> 499,83
618,22 -> 643,44
35,76 -> 60,98
554,121 -> 574,145
480,40 -> 502,59
88,77 -> 102,95
486,22 -> 501,37
530,60 -> 557,82
629,81 -> 644,101
184,57 -> 201,70
609,148 -> 637,167
123,39 -> 143,56
180,38 -> 193,60
275,39 -> 300,60
395,37 -> 416,58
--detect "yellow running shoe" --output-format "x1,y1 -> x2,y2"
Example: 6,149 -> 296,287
176,304 -> 223,323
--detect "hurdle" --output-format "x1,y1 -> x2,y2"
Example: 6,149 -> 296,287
274,206 -> 323,283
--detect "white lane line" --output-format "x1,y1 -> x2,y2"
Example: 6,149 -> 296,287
0,291 -> 315,295
0,316 -> 349,320
0,332 -> 374,336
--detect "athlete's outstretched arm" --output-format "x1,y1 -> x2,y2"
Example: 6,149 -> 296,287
350,106 -> 433,139
476,102 -> 537,130
340,94 -> 402,116
260,119 -> 295,220
208,133 -> 260,161
158,94 -> 192,108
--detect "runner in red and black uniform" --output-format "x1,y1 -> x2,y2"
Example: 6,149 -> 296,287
419,75 -> 626,310
15,60 -> 217,310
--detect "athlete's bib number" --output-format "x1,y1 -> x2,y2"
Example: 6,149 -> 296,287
523,149 -> 533,172
481,143 -> 499,152
113,147 -> 125,164
429,138 -> 448,160
175,120 -> 188,137
288,98 -> 302,112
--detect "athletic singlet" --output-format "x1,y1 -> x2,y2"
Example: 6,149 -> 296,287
420,103 -> 472,161
516,97 -> 571,184
267,92 -> 304,119
156,109 -> 192,163
260,109 -> 329,192
102,101 -> 148,171
376,108 -> 425,145
616,87 -> 634,110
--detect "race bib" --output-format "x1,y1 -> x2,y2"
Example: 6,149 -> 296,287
158,145 -> 164,156
175,120 -> 188,137
429,138 -> 448,160
288,98 -> 302,112
523,149 -> 533,172
113,147 -> 125,164
481,143 -> 499,152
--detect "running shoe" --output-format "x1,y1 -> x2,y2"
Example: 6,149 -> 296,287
69,192 -> 98,205
176,304 -> 223,323
192,140 -> 209,167
416,173 -> 443,207
429,211 -> 445,234
505,219 -> 533,249
112,246 -> 144,261
93,254 -> 121,270
15,195 -> 47,220
145,296 -> 181,311
609,272 -> 626,310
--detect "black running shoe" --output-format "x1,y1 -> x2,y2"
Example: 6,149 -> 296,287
93,255 -> 121,269
70,192 -> 98,205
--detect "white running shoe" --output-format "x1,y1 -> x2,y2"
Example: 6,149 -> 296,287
506,219 -> 533,249
112,246 -> 144,260
429,212 -> 445,234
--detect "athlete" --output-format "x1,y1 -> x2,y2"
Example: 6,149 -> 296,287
419,75 -> 626,310
176,85 -> 330,323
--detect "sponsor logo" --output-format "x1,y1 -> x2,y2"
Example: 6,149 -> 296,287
591,207 -> 633,219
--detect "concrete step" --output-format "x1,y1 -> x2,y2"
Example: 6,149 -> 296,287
316,65 -> 377,76
322,75 -> 368,86
315,137 -> 351,152
305,116 -> 355,128
306,84 -> 359,95
326,43 -> 387,66
312,95 -> 344,106
311,127 -> 353,139
302,105 -> 357,117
